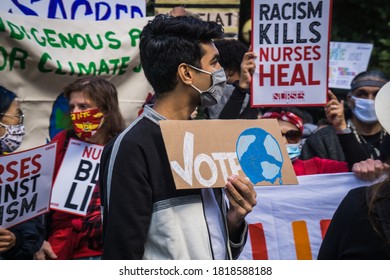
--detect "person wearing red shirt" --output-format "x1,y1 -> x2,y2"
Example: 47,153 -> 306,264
261,108 -> 349,176
34,77 -> 125,260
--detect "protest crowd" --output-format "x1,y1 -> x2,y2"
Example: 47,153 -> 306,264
1,2 -> 390,261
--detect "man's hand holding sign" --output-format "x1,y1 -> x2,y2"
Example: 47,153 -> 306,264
225,175 -> 257,240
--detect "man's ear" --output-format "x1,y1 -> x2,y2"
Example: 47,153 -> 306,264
178,63 -> 193,85
226,68 -> 234,78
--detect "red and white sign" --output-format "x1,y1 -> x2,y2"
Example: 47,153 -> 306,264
0,143 -> 57,229
50,139 -> 103,216
251,0 -> 332,107
239,172 -> 369,260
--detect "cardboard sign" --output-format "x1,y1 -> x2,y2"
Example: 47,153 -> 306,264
0,143 -> 57,229
50,138 -> 103,216
160,119 -> 297,190
328,42 -> 373,89
251,0 -> 332,107
0,0 -> 146,20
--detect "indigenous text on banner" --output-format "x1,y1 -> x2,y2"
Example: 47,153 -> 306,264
0,0 -> 146,20
0,11 -> 153,151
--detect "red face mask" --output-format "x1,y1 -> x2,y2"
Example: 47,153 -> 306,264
71,108 -> 104,141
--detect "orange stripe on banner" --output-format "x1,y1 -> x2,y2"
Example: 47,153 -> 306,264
292,220 -> 312,260
320,219 -> 331,239
248,223 -> 268,260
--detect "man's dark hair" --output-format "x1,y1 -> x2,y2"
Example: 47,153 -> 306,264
139,14 -> 224,96
0,85 -> 17,116
214,39 -> 248,74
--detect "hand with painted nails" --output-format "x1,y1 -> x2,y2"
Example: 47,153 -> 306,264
224,175 -> 257,240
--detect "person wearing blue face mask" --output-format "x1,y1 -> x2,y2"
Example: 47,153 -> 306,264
324,70 -> 390,169
261,107 -> 349,176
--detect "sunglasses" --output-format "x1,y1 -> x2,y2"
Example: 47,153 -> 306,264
281,130 -> 302,144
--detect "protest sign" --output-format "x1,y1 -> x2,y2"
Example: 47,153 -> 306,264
154,0 -> 240,36
251,0 -> 332,107
50,138 -> 103,216
0,11 -> 153,152
0,0 -> 146,20
239,172 -> 369,260
0,142 -> 56,229
328,42 -> 373,89
160,119 -> 297,190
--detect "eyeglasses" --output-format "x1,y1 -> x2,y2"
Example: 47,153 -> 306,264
0,112 -> 24,124
281,130 -> 302,144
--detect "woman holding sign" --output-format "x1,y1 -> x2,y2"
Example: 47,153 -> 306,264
35,77 -> 125,260
0,85 -> 45,260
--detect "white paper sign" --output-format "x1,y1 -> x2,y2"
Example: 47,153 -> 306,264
50,138 -> 103,216
251,0 -> 332,106
0,143 -> 57,229
328,42 -> 373,89
239,172 -> 370,260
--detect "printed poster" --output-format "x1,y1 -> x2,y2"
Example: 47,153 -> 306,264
239,172 -> 370,260
251,0 -> 332,107
0,143 -> 57,229
50,138 -> 103,216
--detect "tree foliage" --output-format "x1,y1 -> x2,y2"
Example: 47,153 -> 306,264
330,0 -> 390,76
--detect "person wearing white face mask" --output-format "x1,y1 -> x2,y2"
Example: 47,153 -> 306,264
99,15 -> 257,260
0,85 -> 45,259
187,64 -> 227,108
0,91 -> 25,153
261,107 -> 349,176
323,70 -> 390,169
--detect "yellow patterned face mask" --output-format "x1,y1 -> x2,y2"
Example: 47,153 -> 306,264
70,108 -> 104,141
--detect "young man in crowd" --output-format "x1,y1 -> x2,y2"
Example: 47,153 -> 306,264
99,15 -> 257,260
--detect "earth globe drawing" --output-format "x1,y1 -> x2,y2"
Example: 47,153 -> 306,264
236,127 -> 284,184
